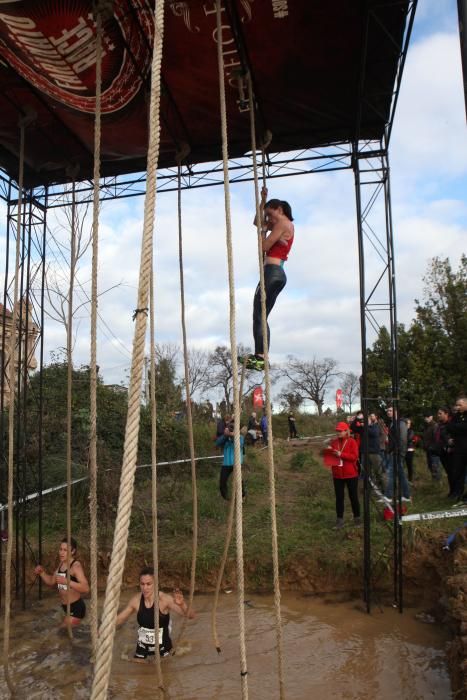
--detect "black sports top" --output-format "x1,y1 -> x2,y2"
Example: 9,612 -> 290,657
137,595 -> 171,652
57,560 -> 78,591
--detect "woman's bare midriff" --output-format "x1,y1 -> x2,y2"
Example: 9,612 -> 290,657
264,256 -> 282,265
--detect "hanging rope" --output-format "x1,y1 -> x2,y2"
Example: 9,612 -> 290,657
88,5 -> 103,660
64,175 -> 78,641
172,146 -> 197,652
215,2 -> 249,696
247,74 -> 285,699
2,118 -> 26,699
149,265 -> 164,694
211,361 -> 246,653
90,1 -> 166,696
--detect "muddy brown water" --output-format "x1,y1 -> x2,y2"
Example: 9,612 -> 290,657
0,591 -> 452,699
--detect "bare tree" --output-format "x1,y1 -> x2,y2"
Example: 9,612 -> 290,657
277,390 -> 304,413
280,355 -> 339,415
183,347 -> 210,400
39,188 -> 121,350
204,344 -> 259,412
339,371 -> 360,413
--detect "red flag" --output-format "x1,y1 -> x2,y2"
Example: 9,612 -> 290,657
253,387 -> 264,407
335,389 -> 343,410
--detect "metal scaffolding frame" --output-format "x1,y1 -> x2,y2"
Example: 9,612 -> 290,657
0,0 -> 418,612
353,138 -> 403,612
0,182 -> 47,608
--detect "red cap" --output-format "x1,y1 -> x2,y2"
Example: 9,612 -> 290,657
335,422 -> 349,432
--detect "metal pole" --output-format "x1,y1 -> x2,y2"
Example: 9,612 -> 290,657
458,0 -> 467,121
15,194 -> 27,601
353,143 -> 371,612
0,179 -> 13,609
20,192 -> 33,609
38,187 -> 47,599
382,140 -> 402,612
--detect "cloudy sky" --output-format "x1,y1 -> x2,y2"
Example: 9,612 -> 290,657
2,1 -> 466,409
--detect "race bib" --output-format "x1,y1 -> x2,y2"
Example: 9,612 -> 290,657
137,627 -> 163,646
56,572 -> 67,591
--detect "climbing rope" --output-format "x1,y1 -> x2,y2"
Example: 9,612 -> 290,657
90,1 -> 166,696
211,362 -> 247,653
173,147 -> 197,652
215,2 -> 249,696
65,176 -> 77,641
2,118 -> 26,699
247,73 -> 285,699
149,266 -> 164,693
88,6 -> 103,660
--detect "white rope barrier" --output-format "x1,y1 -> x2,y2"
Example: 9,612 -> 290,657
401,507 -> 467,523
0,456 -> 223,513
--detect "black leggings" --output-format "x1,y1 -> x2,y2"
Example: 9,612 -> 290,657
253,265 -> 286,355
333,477 -> 360,518
219,466 -> 246,500
405,451 -> 414,482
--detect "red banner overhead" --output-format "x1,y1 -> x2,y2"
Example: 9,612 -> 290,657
0,1 -> 410,187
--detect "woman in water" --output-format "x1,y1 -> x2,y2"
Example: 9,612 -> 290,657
240,186 -> 294,371
116,566 -> 195,660
34,536 -> 89,626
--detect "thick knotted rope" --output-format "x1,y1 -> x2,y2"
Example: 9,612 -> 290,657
149,267 -> 164,693
215,3 -> 249,696
88,8 -> 103,659
65,178 -> 78,641
90,2 -> 166,696
211,362 -> 246,653
173,151 -> 197,651
247,73 -> 285,699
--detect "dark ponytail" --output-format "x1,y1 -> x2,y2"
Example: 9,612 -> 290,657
265,198 -> 294,221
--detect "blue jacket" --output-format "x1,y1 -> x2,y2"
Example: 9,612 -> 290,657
215,435 -> 245,467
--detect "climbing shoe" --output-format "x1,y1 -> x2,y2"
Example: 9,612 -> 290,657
238,354 -> 265,371
333,518 -> 344,530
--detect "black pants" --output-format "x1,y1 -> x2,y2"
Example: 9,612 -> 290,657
219,466 -> 245,500
289,424 -> 297,438
253,265 -> 286,355
333,477 -> 360,518
405,451 -> 414,482
440,451 -> 455,494
451,450 -> 467,499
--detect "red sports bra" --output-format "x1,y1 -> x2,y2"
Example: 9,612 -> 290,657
267,233 -> 294,261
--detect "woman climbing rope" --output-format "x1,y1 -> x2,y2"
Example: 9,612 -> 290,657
240,186 -> 294,371
116,566 -> 195,660
34,536 -> 89,626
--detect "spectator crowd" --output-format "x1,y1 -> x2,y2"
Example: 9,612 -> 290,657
346,395 -> 467,506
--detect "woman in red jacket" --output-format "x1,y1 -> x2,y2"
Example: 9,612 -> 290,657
325,421 -> 361,530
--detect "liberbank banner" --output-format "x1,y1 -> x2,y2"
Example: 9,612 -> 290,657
0,1 -> 406,186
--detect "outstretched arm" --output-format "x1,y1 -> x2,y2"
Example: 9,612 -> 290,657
34,565 -> 56,588
164,589 -> 196,619
116,594 -> 139,627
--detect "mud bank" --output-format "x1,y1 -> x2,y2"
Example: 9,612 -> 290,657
443,530 -> 467,700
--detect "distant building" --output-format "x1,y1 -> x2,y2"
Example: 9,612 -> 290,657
0,300 -> 39,407
104,384 -> 128,395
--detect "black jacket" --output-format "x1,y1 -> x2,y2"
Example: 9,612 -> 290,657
446,412 -> 467,454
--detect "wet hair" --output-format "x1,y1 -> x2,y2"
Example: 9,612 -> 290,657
139,566 -> 154,578
61,536 -> 77,552
265,198 -> 294,221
